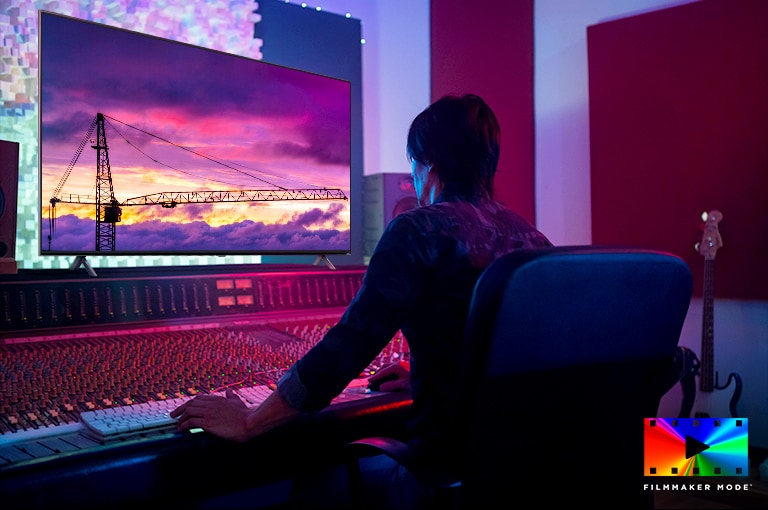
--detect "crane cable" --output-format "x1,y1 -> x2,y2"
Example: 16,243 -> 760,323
102,114 -> 288,190
48,116 -> 99,249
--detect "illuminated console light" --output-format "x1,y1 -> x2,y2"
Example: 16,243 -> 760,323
236,295 -> 254,305
218,296 -> 236,307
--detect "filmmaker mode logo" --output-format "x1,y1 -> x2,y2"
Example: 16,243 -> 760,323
644,417 -> 748,476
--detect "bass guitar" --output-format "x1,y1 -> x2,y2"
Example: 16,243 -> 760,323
677,209 -> 742,418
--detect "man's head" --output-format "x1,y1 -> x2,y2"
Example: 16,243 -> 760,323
406,94 -> 500,204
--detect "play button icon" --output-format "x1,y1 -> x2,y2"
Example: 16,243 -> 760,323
685,434 -> 710,459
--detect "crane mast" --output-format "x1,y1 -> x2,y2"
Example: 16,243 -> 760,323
93,113 -> 121,251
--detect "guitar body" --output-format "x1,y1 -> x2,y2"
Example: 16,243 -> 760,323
690,377 -> 743,419
678,210 -> 743,418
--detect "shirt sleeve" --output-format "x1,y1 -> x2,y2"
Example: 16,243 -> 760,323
277,215 -> 428,412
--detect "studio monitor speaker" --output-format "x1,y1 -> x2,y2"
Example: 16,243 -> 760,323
362,173 -> 418,258
0,140 -> 19,274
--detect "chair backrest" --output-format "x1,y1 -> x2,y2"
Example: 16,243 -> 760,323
457,246 -> 692,508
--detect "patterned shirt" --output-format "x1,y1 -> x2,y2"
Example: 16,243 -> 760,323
277,191 -> 552,472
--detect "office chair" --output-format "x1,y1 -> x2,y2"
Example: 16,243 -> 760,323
344,246 -> 693,509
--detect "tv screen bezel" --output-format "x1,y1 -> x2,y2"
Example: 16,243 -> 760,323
38,10 -> 353,258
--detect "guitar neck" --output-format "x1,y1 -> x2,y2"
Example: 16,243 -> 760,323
700,258 -> 715,392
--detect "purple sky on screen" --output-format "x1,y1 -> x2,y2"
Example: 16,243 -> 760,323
39,12 -> 351,254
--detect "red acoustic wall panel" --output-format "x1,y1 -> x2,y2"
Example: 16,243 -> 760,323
430,0 -> 536,225
588,0 -> 768,299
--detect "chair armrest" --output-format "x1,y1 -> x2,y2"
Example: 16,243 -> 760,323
344,436 -> 461,489
345,436 -> 414,468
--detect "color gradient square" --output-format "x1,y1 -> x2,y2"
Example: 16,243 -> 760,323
644,417 -> 748,476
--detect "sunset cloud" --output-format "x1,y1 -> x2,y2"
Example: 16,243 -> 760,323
45,202 -> 350,253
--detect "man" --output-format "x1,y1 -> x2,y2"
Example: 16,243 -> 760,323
172,94 -> 552,508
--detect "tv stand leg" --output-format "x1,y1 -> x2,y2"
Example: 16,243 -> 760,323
70,256 -> 98,277
313,254 -> 336,270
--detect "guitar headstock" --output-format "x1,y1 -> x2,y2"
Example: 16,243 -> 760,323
696,209 -> 723,260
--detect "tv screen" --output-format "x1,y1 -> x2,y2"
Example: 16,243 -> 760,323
38,10 -> 351,257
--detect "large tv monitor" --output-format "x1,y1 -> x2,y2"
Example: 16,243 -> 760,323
38,10 -> 351,258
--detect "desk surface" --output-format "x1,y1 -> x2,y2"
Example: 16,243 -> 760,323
0,393 -> 412,509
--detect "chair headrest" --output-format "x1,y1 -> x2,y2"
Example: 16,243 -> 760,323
464,246 -> 693,375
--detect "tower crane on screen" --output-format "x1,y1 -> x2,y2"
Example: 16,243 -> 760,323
47,113 -> 348,253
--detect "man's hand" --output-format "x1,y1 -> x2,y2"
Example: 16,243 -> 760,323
171,389 -> 252,442
171,388 -> 301,443
367,361 -> 410,392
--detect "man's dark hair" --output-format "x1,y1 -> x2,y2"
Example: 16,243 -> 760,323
406,94 -> 500,199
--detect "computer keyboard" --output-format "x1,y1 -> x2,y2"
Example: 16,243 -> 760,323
78,379 -> 380,442
79,385 -> 275,442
